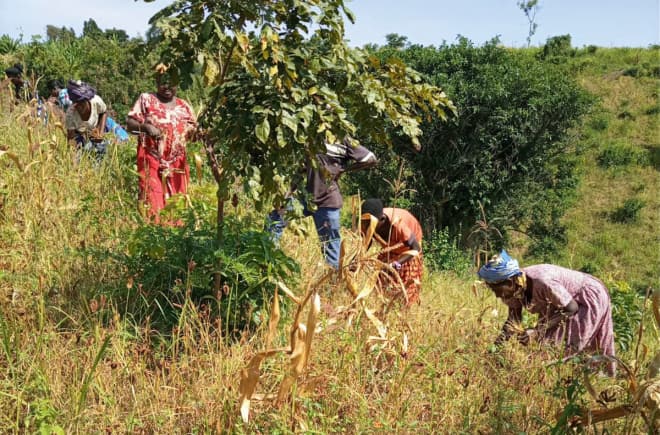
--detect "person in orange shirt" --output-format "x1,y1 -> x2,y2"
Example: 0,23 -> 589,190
360,198 -> 424,306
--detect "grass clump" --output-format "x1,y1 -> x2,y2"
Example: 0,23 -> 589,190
609,197 -> 645,223
597,142 -> 649,168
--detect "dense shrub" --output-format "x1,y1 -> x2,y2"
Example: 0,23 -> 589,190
424,227 -> 472,275
349,37 -> 592,255
609,281 -> 644,352
597,142 -> 648,168
539,34 -> 575,60
610,198 -> 645,223
98,208 -> 299,335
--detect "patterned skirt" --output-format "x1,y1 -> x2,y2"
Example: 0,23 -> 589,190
378,253 -> 424,306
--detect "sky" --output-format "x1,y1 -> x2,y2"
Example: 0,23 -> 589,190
1,0 -> 658,48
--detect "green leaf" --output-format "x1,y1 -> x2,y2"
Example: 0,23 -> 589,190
255,117 -> 271,144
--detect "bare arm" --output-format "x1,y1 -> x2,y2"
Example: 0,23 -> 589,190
496,304 -> 523,345
393,234 -> 422,265
92,112 -> 107,141
126,117 -> 160,138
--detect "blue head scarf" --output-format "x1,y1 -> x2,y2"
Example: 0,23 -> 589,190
477,249 -> 521,283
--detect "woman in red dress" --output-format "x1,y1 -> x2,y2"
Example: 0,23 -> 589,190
127,65 -> 197,221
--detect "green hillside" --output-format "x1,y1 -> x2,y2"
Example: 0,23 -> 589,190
554,47 -> 659,290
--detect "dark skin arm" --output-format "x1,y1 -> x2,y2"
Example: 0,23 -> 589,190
126,117 -> 161,138
91,112 -> 107,142
496,304 -> 523,345
393,234 -> 421,265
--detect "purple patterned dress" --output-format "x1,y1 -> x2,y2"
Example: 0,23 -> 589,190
503,264 -> 616,375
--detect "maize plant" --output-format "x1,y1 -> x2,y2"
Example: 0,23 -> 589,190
237,207 -> 413,423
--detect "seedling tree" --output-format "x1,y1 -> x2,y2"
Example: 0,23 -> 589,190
518,0 -> 540,47
145,0 -> 455,245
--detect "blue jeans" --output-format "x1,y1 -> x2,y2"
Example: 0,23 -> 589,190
266,203 -> 341,269
312,207 -> 341,269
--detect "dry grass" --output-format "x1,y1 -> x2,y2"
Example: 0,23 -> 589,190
0,63 -> 659,434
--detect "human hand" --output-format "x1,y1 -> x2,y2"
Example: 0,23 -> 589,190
390,261 -> 402,270
90,130 -> 104,143
141,123 -> 161,138
517,328 -> 537,346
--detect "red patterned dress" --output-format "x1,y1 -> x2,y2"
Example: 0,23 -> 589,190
128,93 -> 196,219
376,208 -> 424,306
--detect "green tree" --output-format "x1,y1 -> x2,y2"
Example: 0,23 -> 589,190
350,38 -> 592,257
45,25 -> 76,43
148,0 -> 455,243
82,19 -> 103,39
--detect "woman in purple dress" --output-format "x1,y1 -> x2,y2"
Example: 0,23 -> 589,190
478,250 -> 616,375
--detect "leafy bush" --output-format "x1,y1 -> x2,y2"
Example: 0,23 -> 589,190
539,34 -> 575,60
586,113 -> 609,131
350,37 -> 591,254
99,207 -> 299,336
610,198 -> 645,224
609,281 -> 644,352
597,143 -> 648,168
424,227 -> 472,274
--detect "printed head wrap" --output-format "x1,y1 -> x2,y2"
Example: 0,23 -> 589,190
477,249 -> 521,283
67,80 -> 96,103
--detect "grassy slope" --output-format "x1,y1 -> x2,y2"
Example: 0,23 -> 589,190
556,47 -> 660,290
0,48 -> 658,433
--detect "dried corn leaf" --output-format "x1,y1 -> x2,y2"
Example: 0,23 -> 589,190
339,239 -> 346,274
239,349 -> 281,422
364,308 -> 387,338
345,273 -> 360,298
0,149 -> 23,172
361,213 -> 378,249
352,271 -> 380,304
277,326 -> 307,404
303,293 -> 320,368
265,287 -> 280,348
636,379 -> 660,412
277,281 -> 300,304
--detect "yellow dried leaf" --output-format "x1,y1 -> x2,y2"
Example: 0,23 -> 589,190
353,272 -> 379,303
265,287 -> 280,348
364,308 -> 387,339
361,213 -> 378,249
0,150 -> 23,172
268,65 -> 278,77
239,350 -> 280,423
277,281 -> 300,304
277,326 -> 306,404
345,273 -> 359,298
303,293 -> 320,368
